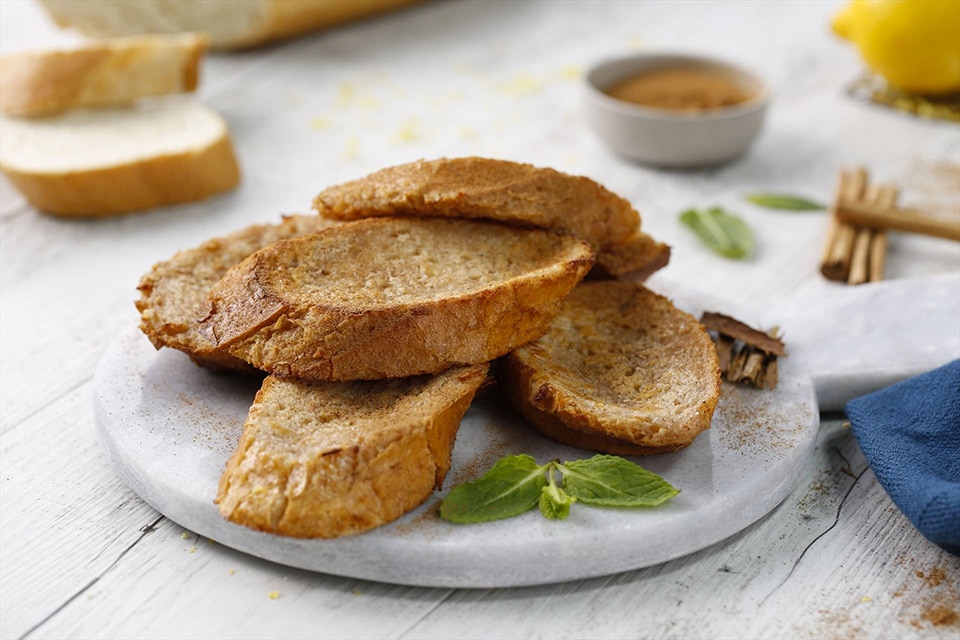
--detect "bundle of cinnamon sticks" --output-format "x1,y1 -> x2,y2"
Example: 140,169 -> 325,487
700,312 -> 785,390
821,167 -> 960,284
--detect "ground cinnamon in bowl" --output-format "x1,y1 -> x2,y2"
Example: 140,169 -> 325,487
604,67 -> 757,112
583,52 -> 769,167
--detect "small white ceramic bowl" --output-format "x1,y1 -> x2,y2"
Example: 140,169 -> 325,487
583,53 -> 769,168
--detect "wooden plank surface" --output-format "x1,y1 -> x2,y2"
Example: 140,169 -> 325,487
1,1 -> 958,638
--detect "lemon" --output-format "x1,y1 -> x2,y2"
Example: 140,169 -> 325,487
832,0 -> 960,95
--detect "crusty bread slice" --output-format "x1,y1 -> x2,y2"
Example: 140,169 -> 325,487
0,33 -> 206,117
500,280 -> 721,455
200,217 -> 594,381
312,157 -> 641,254
216,363 -> 488,538
590,229 -> 671,281
136,215 -> 340,373
39,0 -> 423,50
0,100 -> 240,217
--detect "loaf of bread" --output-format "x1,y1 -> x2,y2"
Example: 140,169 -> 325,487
137,215 -> 340,372
0,100 -> 240,217
312,157 -> 642,255
0,33 -> 206,117
216,364 -> 488,538
38,0 -> 423,50
500,281 -> 721,455
200,217 -> 594,381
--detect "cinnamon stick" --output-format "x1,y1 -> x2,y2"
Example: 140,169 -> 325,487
867,185 -> 899,283
701,312 -> 785,390
716,334 -> 734,373
822,168 -> 867,281
847,227 -> 873,284
868,231 -> 888,283
835,199 -> 959,242
700,312 -> 786,356
848,183 -> 881,285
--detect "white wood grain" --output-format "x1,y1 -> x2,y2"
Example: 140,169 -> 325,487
2,0 -> 958,638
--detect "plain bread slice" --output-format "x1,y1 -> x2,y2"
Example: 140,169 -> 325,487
0,100 -> 240,216
0,33 -> 207,117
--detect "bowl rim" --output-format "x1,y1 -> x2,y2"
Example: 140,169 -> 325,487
584,51 -> 770,121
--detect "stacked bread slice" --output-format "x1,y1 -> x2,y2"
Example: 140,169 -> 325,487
136,157 -> 721,538
0,34 -> 239,217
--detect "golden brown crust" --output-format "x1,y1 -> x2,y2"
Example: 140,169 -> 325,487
136,215 -> 340,372
201,217 -> 595,381
312,157 -> 641,252
0,131 -> 239,217
500,281 -> 721,454
237,0 -> 423,49
0,34 -> 207,117
216,363 -> 487,538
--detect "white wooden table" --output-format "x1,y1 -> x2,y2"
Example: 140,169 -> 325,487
2,1 -> 959,638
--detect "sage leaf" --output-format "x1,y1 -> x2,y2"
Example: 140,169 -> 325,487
561,455 -> 679,507
680,207 -> 754,259
746,193 -> 824,211
439,454 -> 546,523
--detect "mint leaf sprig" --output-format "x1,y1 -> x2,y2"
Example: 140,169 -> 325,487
679,206 -> 754,259
746,193 -> 824,211
439,454 -> 679,523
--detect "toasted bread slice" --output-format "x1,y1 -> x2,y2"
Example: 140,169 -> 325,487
216,363 -> 488,538
137,215 -> 339,372
0,33 -> 207,117
200,217 -> 594,381
0,101 -> 239,217
500,281 -> 721,455
312,157 -> 641,253
590,229 -> 672,281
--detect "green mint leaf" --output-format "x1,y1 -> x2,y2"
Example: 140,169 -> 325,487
746,193 -> 825,211
679,207 -> 754,259
539,483 -> 576,520
538,463 -> 576,520
439,454 -> 547,524
560,454 -> 679,507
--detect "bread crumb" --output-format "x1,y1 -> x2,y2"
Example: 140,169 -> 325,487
860,596 -> 873,603
180,532 -> 190,540
268,591 -> 280,600
228,569 -> 236,575
189,546 -> 196,554
500,74 -> 541,96
341,135 -> 359,161
391,119 -> 419,145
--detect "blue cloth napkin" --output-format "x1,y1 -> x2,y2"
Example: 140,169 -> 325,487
845,359 -> 960,556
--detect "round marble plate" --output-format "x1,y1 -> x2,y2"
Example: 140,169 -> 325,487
94,326 -> 818,589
